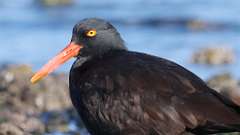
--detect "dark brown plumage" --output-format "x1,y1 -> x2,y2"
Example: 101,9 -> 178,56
70,49 -> 240,135
32,18 -> 240,135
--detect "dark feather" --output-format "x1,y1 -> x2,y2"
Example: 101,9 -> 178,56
70,50 -> 240,135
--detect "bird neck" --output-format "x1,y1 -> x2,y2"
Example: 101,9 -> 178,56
93,37 -> 127,57
96,43 -> 127,58
73,45 -> 127,69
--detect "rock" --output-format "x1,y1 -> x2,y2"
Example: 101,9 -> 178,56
207,73 -> 240,106
0,64 -> 72,112
35,73 -> 72,112
187,20 -> 226,31
191,46 -> 235,65
44,111 -> 71,132
40,0 -> 73,7
0,64 -> 80,134
0,122 -> 25,135
0,106 -> 45,134
187,20 -> 208,31
42,108 -> 82,133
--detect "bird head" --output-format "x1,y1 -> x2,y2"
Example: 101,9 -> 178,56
31,18 -> 126,84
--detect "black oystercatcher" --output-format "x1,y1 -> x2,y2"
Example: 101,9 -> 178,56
31,18 -> 240,135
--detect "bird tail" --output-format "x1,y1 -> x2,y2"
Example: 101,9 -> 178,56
190,89 -> 240,134
200,89 -> 240,134
190,123 -> 240,134
210,89 -> 240,114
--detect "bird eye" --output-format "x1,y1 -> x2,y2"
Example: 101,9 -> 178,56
86,29 -> 97,37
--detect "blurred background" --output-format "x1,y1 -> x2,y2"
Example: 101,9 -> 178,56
0,0 -> 240,135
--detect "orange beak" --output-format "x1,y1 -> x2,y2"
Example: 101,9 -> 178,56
31,42 -> 83,84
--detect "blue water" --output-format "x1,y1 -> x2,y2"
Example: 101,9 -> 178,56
1,0 -> 240,80
1,0 -> 240,134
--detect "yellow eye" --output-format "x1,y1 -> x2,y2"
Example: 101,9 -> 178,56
86,29 -> 97,37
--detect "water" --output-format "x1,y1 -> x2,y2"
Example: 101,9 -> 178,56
1,0 -> 240,80
1,0 -> 240,134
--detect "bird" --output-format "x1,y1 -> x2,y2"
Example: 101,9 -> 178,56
31,18 -> 240,135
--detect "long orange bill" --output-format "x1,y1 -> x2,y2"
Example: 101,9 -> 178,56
31,42 -> 83,84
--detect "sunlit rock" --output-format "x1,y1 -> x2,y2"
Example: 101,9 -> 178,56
0,122 -> 25,135
40,0 -> 73,7
207,73 -> 240,106
191,46 -> 235,65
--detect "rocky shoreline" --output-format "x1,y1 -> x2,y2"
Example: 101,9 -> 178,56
0,64 -> 82,135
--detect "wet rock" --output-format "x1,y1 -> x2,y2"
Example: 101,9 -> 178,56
0,110 -> 45,134
0,122 -> 25,135
40,0 -> 73,7
0,64 -> 80,134
44,111 -> 71,132
207,73 -> 240,106
35,73 -> 71,112
0,64 -> 72,111
191,46 -> 235,65
43,108 -> 82,133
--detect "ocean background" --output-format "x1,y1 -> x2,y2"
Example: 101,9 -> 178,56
1,0 -> 240,134
1,0 -> 240,80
